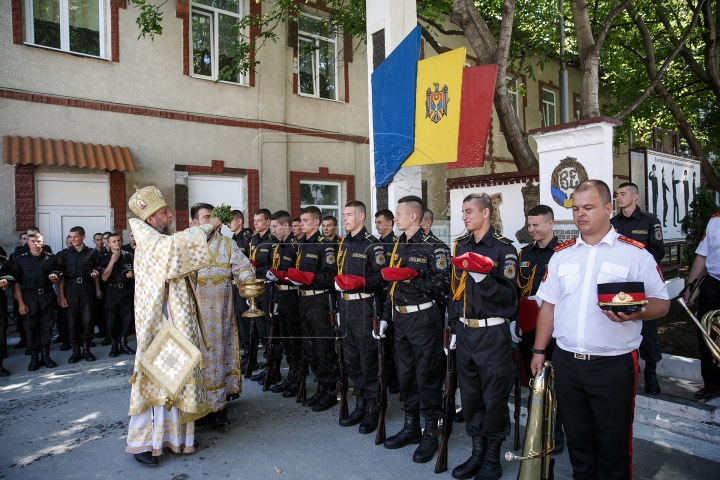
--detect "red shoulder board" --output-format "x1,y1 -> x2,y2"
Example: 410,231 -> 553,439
618,235 -> 645,249
554,238 -> 576,252
656,266 -> 665,282
712,212 -> 720,219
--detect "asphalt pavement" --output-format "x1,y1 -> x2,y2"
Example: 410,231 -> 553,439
1,342 -> 718,479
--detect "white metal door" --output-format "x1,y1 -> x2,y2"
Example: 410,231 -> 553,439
187,175 -> 247,237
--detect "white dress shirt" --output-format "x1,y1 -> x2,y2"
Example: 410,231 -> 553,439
696,216 -> 720,281
537,227 -> 669,356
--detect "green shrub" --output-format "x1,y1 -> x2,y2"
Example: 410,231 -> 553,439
681,185 -> 719,264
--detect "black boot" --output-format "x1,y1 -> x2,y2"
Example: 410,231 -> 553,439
271,377 -> 293,394
359,397 -> 379,434
644,363 -> 661,395
53,335 -> 65,344
384,412 -> 422,449
266,366 -> 282,385
40,346 -> 57,368
282,383 -> 299,398
68,344 -> 82,364
303,388 -> 325,407
133,451 -> 159,466
101,337 -> 112,346
340,396 -> 367,427
82,341 -> 96,362
120,337 -> 135,355
552,424 -> 565,455
13,339 -> 27,349
0,360 -> 10,377
28,349 -> 40,371
109,337 -> 120,358
312,389 -> 338,412
251,368 -> 268,382
454,408 -> 465,423
413,419 -> 439,463
452,436 -> 486,479
474,439 -> 503,480
60,340 -> 71,351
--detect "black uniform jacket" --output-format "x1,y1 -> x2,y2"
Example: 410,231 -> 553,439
295,230 -> 339,291
56,245 -> 99,279
249,230 -> 279,277
337,227 -> 387,294
611,206 -> 664,265
14,251 -> 59,290
518,236 -> 558,297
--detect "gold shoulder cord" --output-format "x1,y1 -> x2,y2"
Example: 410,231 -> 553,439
250,239 -> 258,262
271,244 -> 281,270
294,241 -> 302,269
336,238 -> 347,276
516,250 -> 536,298
388,238 -> 401,307
450,239 -> 468,321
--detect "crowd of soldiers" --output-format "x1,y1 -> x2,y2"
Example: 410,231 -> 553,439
5,178 -> 719,480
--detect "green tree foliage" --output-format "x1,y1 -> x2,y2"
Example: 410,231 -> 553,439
681,185 -> 720,264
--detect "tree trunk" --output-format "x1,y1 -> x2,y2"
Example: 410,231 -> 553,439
569,0 -> 600,118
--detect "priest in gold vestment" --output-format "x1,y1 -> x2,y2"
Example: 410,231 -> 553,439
191,203 -> 255,428
125,187 -> 222,467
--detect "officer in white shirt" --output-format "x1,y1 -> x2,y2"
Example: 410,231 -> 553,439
531,180 -> 669,480
684,212 -> 720,401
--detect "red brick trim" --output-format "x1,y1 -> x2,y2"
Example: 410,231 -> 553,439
248,0 -> 262,87
247,169 -> 259,216
289,167 -> 355,219
344,60 -> 349,103
176,210 -> 189,231
447,169 -> 539,191
111,1 -> 127,62
12,0 -> 22,45
0,88 -> 370,144
176,1 -> 190,75
109,170 -> 126,232
15,165 -> 35,231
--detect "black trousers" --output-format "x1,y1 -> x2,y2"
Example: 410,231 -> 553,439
393,305 -> 444,420
518,328 -> 557,381
554,348 -> 638,480
255,290 -> 271,358
698,275 -> 720,390
94,286 -> 106,337
64,282 -> 95,344
0,292 -> 8,359
638,320 -> 662,365
233,285 -> 250,351
277,289 -> 303,379
14,299 -> 27,344
55,306 -> 68,339
375,294 -> 398,387
457,322 -> 514,440
299,292 -> 338,390
22,290 -> 56,350
105,286 -> 134,338
339,295 -> 379,399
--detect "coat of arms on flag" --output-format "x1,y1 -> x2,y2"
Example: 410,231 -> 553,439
426,83 -> 449,123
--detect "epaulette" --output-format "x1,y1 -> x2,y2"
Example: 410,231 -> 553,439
554,238 -> 576,252
641,210 -> 658,219
455,232 -> 471,242
618,235 -> 645,249
0,255 -> 7,261
290,238 -> 299,246
712,212 -> 720,219
269,233 -> 278,240
493,233 -> 513,245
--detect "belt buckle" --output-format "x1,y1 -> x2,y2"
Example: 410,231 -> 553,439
300,290 -> 307,297
76,277 -> 83,284
468,318 -> 479,328
37,288 -> 44,295
574,353 -> 586,360
118,283 -> 124,289
342,293 -> 350,301
397,305 -> 408,314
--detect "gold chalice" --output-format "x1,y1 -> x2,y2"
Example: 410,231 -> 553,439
237,279 -> 266,317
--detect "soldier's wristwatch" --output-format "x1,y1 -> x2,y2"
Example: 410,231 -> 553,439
531,347 -> 546,355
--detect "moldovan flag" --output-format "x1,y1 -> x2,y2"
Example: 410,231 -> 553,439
403,48 -> 466,166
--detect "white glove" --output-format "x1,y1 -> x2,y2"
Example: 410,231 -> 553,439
336,313 -> 341,329
529,295 -> 543,308
273,303 -> 279,315
509,321 -> 521,343
334,281 -> 344,291
246,300 -> 251,307
266,271 -> 279,282
372,320 -> 388,339
290,280 -> 303,286
444,333 -> 457,355
469,272 -> 487,283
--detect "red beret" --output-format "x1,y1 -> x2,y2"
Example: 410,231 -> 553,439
270,268 -> 288,283
287,268 -> 315,286
517,296 -> 539,332
335,274 -> 366,291
249,259 -> 260,268
381,267 -> 418,282
451,252 -> 493,274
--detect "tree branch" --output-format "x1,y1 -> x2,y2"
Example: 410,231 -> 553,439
594,0 -> 633,55
419,25 -> 445,55
508,51 -> 527,86
418,15 -> 465,36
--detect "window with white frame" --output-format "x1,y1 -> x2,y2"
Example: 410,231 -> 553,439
300,180 -> 341,225
507,77 -> 521,119
542,87 -> 557,127
190,0 -> 244,84
23,0 -> 106,58
298,13 -> 338,100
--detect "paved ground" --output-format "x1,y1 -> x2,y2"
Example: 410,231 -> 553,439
1,343 -> 718,480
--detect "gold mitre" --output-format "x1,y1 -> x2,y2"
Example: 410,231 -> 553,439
128,186 -> 169,221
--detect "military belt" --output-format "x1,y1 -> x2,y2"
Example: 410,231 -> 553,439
300,289 -> 328,297
277,284 -> 298,291
341,292 -> 372,301
106,282 -> 128,289
460,317 -> 505,328
395,301 -> 434,314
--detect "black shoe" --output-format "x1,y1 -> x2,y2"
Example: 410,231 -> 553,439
388,383 -> 401,395
413,419 -> 439,463
101,337 -> 112,347
40,346 -> 57,368
271,377 -> 293,393
195,411 -> 216,427
452,436 -> 486,479
454,408 -> 465,423
312,392 -> 338,412
282,384 -> 299,398
695,386 -> 720,402
303,390 -> 325,407
474,439 -> 503,480
25,347 -> 31,355
60,341 -> 71,351
133,451 -> 159,466
95,332 -> 104,339
265,367 -> 282,385
109,338 -> 120,358
82,342 -> 96,362
120,338 -> 136,355
0,363 -> 10,376
89,341 -> 96,347
251,368 -> 267,382
68,345 -> 82,364
53,336 -> 65,345
13,340 -> 27,349
340,397 -> 367,427
359,398 -> 379,434
552,426 -> 565,455
644,371 -> 661,395
28,349 -> 40,372
384,412 -> 422,449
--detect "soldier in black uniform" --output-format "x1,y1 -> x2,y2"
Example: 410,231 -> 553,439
121,230 -> 136,254
334,201 -> 387,433
266,210 -> 303,397
375,209 -> 400,394
0,246 -> 14,375
100,233 -> 135,357
12,233 -> 61,371
57,226 -> 101,363
292,217 -> 303,240
229,209 -> 254,366
611,182 -> 665,395
323,216 -> 341,243
381,196 -> 450,464
92,233 -> 110,345
448,192 -> 517,480
248,209 -> 280,384
287,206 -> 340,412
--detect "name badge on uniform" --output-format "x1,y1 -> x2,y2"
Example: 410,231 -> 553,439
521,261 -> 531,268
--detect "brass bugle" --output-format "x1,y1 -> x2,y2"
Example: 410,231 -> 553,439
678,298 -> 720,363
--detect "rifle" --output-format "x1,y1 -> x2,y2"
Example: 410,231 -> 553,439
263,300 -> 277,391
513,322 -> 522,451
244,319 -> 258,379
435,324 -> 456,474
329,293 -> 349,421
373,314 -> 387,445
